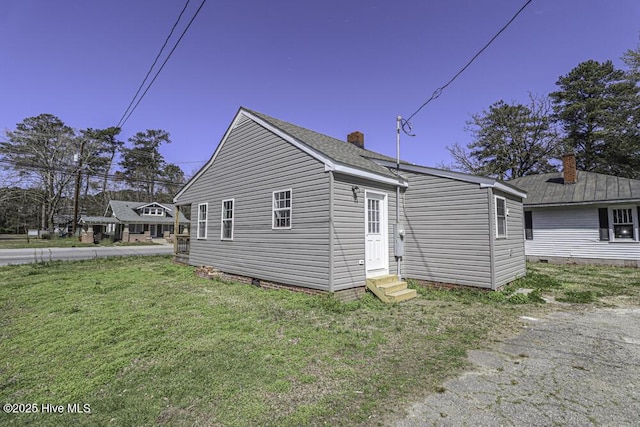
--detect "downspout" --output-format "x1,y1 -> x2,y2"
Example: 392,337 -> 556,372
487,187 -> 496,290
328,171 -> 335,292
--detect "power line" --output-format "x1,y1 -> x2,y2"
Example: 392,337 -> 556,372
0,159 -> 194,186
118,0 -> 208,129
116,0 -> 193,129
403,0 -> 534,131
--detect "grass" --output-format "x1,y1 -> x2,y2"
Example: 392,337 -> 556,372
0,234 -> 158,249
510,263 -> 640,306
0,258 -> 639,426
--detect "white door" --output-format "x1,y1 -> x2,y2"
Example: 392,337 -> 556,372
365,191 -> 388,277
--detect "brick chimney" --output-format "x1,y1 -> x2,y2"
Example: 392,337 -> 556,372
562,153 -> 577,184
347,131 -> 364,149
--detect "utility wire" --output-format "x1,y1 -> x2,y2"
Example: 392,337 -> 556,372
119,0 -> 208,129
0,158 -> 193,185
116,0 -> 192,129
403,0 -> 534,132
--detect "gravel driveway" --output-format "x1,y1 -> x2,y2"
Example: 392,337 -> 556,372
394,307 -> 640,426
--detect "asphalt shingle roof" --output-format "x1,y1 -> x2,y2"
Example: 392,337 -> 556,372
245,108 -> 401,179
510,171 -> 640,206
107,201 -> 189,224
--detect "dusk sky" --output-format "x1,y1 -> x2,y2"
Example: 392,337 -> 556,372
1,1 -> 639,178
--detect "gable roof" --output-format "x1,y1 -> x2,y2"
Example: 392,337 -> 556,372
510,171 -> 640,207
175,107 -> 527,202
175,108 -> 409,202
245,108 -> 402,178
107,200 -> 189,224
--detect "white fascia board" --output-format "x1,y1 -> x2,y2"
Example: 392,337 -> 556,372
175,108 -> 406,202
371,159 -> 523,198
327,163 -> 409,187
245,111 -> 337,169
137,202 -> 172,211
174,110 -> 248,203
479,182 -> 527,199
526,198 -> 640,208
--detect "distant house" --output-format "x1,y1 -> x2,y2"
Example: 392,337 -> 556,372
53,214 -> 74,236
173,108 -> 526,300
510,154 -> 640,267
80,200 -> 189,243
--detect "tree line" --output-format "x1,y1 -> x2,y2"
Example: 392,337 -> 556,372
0,114 -> 186,233
445,43 -> 640,180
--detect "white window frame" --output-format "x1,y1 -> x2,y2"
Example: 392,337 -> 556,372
609,206 -> 638,241
197,203 -> 208,240
142,207 -> 164,216
272,189 -> 292,230
495,195 -> 507,239
221,199 -> 234,240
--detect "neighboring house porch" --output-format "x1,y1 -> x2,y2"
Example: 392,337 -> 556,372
80,201 -> 189,243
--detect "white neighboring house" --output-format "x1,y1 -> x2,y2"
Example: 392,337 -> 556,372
510,154 -> 640,267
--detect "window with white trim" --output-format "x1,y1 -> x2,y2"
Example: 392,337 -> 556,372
495,196 -> 507,238
611,207 -> 637,240
197,203 -> 208,239
141,207 -> 164,216
221,199 -> 234,240
273,189 -> 292,229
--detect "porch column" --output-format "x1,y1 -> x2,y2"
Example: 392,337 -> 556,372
174,205 -> 179,254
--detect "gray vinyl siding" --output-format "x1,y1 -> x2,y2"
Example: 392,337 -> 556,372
331,174 -> 401,290
525,206 -> 640,261
177,118 -> 331,290
492,190 -> 526,288
402,172 -> 493,288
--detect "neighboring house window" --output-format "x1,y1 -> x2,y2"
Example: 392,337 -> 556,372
273,189 -> 292,229
197,203 -> 208,239
598,208 -> 610,241
221,199 -> 234,240
142,207 -> 164,216
495,196 -> 507,238
611,207 -> 637,240
524,210 -> 533,240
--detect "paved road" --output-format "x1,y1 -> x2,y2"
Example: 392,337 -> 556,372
395,307 -> 640,427
0,245 -> 174,266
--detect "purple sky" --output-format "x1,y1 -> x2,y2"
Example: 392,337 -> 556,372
1,1 -> 639,178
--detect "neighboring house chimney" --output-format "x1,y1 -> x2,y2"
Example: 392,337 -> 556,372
347,131 -> 364,149
562,153 -> 577,184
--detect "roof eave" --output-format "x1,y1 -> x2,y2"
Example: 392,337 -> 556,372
526,198 -> 640,208
374,160 -> 525,198
479,182 -> 527,199
326,163 -> 408,187
174,108 -> 408,202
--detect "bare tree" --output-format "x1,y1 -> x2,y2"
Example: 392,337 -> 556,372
445,94 -> 560,179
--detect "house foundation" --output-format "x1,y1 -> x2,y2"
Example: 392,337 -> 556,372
192,266 -> 365,302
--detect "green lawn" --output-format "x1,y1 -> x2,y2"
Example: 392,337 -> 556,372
1,257 -> 639,426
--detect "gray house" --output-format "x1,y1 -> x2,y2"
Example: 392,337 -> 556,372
173,108 -> 526,300
81,200 -> 189,243
510,154 -> 640,267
